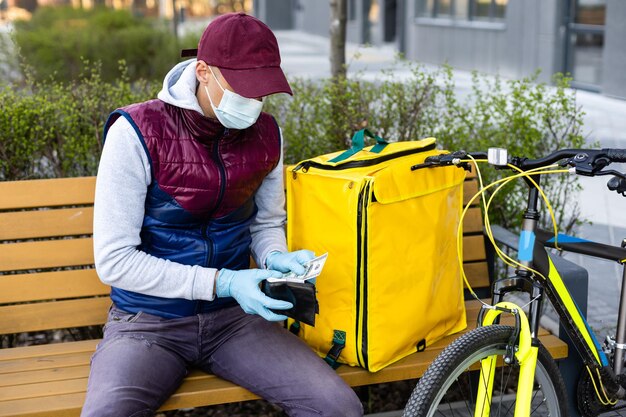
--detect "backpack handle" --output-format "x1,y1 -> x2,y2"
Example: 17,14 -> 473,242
328,129 -> 388,163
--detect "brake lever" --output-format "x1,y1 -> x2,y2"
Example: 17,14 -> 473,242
595,169 -> 626,179
568,152 -> 611,176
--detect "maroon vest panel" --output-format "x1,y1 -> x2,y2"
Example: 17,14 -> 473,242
114,99 -> 281,219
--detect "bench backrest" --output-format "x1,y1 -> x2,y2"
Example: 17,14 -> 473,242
0,177 -> 108,336
0,172 -> 488,336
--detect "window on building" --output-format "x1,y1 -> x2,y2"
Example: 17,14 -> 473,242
418,0 -> 507,20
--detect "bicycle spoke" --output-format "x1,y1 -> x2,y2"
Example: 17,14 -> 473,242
529,386 -> 544,414
445,400 -> 454,416
497,364 -> 505,416
478,359 -> 495,417
458,377 -> 474,417
531,400 -> 544,414
498,366 -> 515,416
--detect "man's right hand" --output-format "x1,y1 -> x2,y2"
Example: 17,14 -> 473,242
216,268 -> 293,321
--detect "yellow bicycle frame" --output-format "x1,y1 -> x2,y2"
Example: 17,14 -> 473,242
474,301 -> 539,417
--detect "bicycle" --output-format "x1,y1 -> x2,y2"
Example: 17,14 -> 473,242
402,147 -> 626,417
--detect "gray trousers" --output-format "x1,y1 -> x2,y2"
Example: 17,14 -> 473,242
81,305 -> 363,417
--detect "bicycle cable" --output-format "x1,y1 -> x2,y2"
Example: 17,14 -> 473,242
482,164 -> 568,279
454,157 -> 570,303
586,365 -> 618,406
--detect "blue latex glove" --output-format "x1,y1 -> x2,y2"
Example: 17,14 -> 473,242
266,250 -> 315,275
216,268 -> 293,321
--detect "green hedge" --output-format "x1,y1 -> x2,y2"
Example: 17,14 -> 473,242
12,6 -> 180,83
0,61 -> 586,233
0,65 -> 159,179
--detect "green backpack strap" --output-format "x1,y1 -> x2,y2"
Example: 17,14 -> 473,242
323,330 -> 346,369
289,321 -> 301,335
328,129 -> 388,163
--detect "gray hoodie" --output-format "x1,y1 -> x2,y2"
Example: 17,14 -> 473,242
93,59 -> 288,302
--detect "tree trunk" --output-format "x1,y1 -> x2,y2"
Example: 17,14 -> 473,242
172,0 -> 179,40
329,0 -> 347,79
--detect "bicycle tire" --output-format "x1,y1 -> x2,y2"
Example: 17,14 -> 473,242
403,325 -> 569,417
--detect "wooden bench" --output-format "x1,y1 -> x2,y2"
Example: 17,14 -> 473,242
0,174 -> 569,417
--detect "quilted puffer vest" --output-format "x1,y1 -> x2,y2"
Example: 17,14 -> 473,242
103,99 -> 281,318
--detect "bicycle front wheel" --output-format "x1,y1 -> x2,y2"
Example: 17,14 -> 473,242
403,325 -> 568,417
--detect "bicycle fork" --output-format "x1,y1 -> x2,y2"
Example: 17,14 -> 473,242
475,302 -> 538,417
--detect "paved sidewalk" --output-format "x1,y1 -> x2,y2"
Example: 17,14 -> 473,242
274,29 -> 626,341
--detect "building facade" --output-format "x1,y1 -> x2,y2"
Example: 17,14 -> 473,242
256,0 -> 626,100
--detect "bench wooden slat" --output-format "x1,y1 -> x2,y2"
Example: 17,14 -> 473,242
0,340 -> 99,362
0,378 -> 87,402
0,238 -> 94,273
0,298 -> 109,335
160,377 -> 261,411
0,379 -> 258,417
463,179 -> 479,206
0,270 -> 108,304
463,207 -> 482,234
0,367 -> 91,388
0,392 -> 85,417
0,208 -> 94,241
0,366 -> 210,389
464,262 -> 490,289
0,177 -> 95,211
0,352 -> 95,375
462,235 -> 487,262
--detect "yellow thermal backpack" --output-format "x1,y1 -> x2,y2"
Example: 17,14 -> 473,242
286,129 -> 467,372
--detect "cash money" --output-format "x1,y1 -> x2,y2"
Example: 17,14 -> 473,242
267,253 -> 328,283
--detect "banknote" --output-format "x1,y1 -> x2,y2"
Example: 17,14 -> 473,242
267,253 -> 328,283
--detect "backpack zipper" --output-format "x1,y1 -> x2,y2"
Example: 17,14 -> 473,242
355,181 -> 371,369
293,143 -> 437,172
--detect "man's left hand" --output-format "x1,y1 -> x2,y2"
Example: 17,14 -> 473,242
266,250 -> 315,275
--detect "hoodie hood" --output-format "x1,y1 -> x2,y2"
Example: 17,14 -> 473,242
157,59 -> 204,115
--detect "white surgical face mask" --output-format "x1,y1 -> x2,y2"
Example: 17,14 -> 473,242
204,67 -> 263,130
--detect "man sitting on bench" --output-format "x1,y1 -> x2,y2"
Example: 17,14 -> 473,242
82,12 -> 363,417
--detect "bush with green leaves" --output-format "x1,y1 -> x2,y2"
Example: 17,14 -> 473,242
434,71 -> 587,233
11,6 -> 179,83
0,63 -> 159,179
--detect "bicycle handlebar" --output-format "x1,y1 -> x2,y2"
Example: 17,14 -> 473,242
493,148 -> 626,172
605,148 -> 626,163
415,147 -> 626,196
419,147 -> 626,175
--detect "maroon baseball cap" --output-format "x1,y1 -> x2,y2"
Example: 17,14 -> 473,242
181,13 -> 292,98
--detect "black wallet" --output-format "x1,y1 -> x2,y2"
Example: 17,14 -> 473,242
260,280 -> 319,326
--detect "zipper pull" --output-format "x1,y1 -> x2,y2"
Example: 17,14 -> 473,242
293,161 -> 311,173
